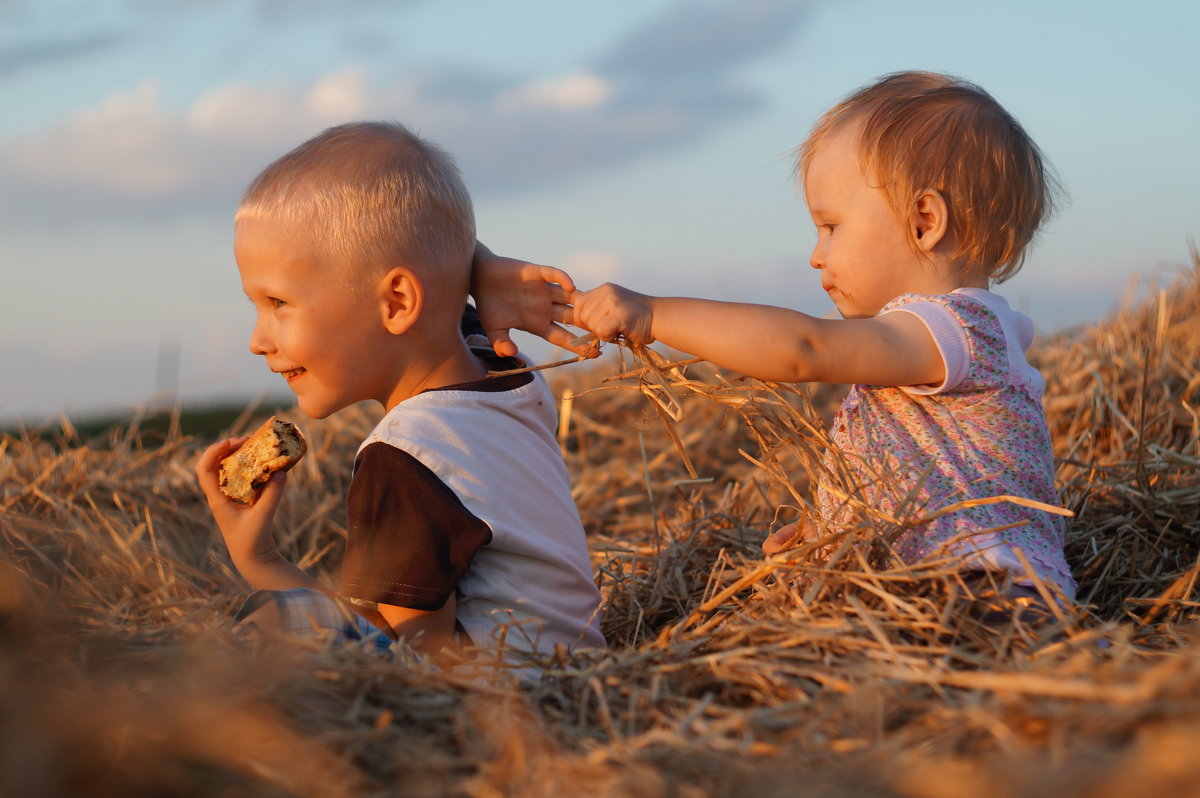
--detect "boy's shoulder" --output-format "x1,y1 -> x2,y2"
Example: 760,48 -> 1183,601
359,365 -> 554,458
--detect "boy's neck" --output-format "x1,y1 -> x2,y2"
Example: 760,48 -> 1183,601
382,333 -> 489,411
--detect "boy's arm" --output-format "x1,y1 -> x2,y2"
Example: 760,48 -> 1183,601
470,241 -> 591,357
196,438 -> 323,593
376,594 -> 458,652
570,283 -> 946,387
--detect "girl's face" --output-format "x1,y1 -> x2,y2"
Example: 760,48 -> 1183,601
803,127 -> 953,319
235,218 -> 395,419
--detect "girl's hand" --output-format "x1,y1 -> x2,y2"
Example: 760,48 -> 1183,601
569,283 -> 656,347
762,519 -> 806,555
470,242 -> 585,356
195,437 -> 287,565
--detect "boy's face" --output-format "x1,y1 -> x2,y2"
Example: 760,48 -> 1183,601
235,218 -> 394,419
803,127 -> 932,319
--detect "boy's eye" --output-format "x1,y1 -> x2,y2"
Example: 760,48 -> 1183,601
269,297 -> 286,309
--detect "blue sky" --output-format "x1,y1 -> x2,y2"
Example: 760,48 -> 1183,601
1,0 -> 1197,423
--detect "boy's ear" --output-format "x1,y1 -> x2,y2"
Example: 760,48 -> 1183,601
378,266 -> 423,335
911,189 -> 950,253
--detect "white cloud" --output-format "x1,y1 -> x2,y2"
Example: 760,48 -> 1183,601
499,71 -> 612,111
186,66 -> 369,139
12,81 -> 187,192
0,64 -> 683,222
0,0 -> 813,227
186,81 -> 292,138
0,66 -> 380,220
305,66 -> 370,118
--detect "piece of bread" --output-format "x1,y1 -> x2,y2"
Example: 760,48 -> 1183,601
218,416 -> 307,505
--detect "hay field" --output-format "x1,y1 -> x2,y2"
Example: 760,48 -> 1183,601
2,254 -> 1198,797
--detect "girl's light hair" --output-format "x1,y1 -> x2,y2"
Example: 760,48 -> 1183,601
796,71 -> 1062,282
236,121 -> 475,292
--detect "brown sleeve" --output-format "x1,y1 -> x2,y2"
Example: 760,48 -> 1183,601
340,442 -> 492,610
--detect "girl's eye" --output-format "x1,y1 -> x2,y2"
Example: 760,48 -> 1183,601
269,297 -> 286,309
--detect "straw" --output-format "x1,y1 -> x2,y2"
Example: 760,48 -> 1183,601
1,251 -> 1198,795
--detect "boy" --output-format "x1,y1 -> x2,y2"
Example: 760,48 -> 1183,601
195,122 -> 605,665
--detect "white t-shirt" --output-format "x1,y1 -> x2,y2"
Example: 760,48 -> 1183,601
344,366 -> 606,661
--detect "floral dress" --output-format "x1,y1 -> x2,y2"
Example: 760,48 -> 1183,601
823,288 -> 1076,599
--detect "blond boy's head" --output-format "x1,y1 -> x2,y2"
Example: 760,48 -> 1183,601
236,121 -> 476,299
796,71 -> 1061,282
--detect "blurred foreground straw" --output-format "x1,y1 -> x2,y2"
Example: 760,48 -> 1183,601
0,249 -> 1198,796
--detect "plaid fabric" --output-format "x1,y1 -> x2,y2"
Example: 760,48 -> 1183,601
235,588 -> 396,655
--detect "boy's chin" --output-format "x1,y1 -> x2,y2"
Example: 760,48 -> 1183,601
295,393 -> 376,420
294,395 -> 338,420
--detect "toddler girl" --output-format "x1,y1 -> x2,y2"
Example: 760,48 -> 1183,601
513,71 -> 1076,601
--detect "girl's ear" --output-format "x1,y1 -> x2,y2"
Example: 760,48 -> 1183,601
378,266 -> 423,335
911,189 -> 950,253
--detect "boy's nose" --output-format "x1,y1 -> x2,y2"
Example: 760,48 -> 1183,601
248,318 -> 274,355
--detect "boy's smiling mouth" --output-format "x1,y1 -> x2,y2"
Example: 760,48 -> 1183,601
277,367 -> 306,382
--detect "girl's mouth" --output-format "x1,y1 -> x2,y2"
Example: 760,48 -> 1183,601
282,367 -> 306,382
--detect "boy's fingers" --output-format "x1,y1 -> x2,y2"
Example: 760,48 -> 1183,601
550,303 -> 574,324
254,472 -> 288,514
485,329 -> 518,358
195,437 -> 247,476
541,324 -> 592,354
535,265 -> 575,294
548,283 -> 573,305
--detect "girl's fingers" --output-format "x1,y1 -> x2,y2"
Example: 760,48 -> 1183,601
762,521 -> 802,554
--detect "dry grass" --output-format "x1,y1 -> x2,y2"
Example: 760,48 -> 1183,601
2,251 -> 1199,797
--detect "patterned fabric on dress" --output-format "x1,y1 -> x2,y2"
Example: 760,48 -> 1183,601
821,289 -> 1076,599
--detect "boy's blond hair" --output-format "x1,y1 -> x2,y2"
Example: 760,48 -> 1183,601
796,71 -> 1061,282
236,121 -> 476,293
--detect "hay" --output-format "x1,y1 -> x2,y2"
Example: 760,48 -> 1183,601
2,250 -> 1200,796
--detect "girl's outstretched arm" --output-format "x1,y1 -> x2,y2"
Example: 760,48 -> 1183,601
570,283 -> 946,387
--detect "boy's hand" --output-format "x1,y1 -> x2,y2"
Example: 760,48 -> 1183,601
568,283 -> 655,347
195,437 -> 287,565
471,242 -> 585,357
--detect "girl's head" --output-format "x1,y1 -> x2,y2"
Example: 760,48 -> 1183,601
796,71 -> 1061,283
